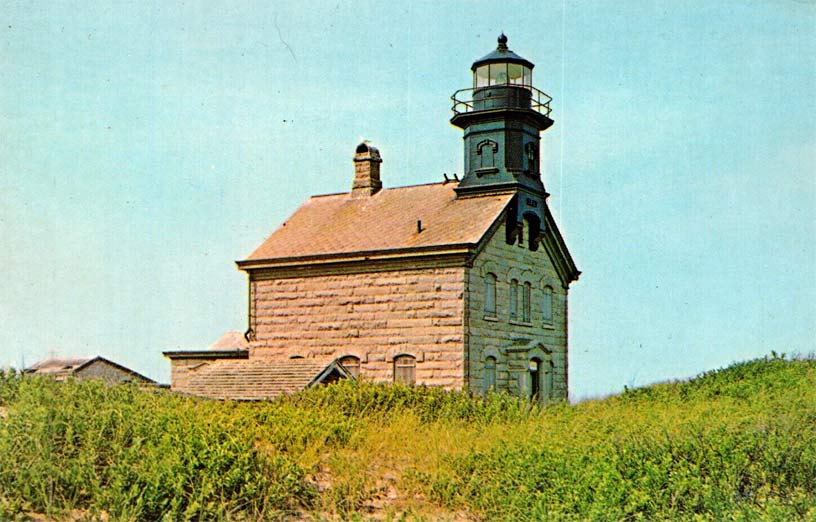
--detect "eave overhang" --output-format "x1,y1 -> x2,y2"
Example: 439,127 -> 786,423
236,243 -> 477,273
162,349 -> 250,360
450,107 -> 554,132
540,205 -> 580,288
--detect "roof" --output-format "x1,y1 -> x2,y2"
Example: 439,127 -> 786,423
25,357 -> 90,379
182,358 -> 351,401
208,330 -> 249,350
471,34 -> 534,71
24,356 -> 156,384
163,330 -> 250,360
240,182 -> 513,266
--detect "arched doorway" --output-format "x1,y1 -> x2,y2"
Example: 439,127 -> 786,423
529,358 -> 541,400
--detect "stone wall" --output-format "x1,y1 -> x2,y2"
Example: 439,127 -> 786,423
466,218 -> 569,401
167,358 -> 212,391
250,266 -> 467,388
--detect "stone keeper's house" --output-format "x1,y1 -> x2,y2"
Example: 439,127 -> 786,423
164,35 -> 579,402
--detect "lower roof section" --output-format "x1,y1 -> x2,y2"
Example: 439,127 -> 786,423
179,357 -> 352,401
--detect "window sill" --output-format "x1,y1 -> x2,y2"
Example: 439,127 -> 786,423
542,322 -> 555,330
509,320 -> 533,328
483,314 -> 498,322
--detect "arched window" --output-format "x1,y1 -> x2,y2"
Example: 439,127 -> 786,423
393,354 -> 416,385
542,286 -> 553,324
484,273 -> 497,315
509,279 -> 519,320
522,282 -> 532,322
484,356 -> 497,392
338,355 -> 360,378
477,140 -> 498,169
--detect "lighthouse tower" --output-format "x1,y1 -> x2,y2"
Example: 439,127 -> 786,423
451,34 -> 555,250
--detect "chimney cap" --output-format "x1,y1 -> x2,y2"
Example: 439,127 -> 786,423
355,141 -> 380,157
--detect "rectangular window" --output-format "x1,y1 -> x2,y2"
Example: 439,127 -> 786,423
522,282 -> 531,322
475,65 -> 490,88
508,63 -> 523,85
509,280 -> 519,320
542,286 -> 553,324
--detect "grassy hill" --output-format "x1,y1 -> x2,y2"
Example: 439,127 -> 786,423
0,354 -> 814,521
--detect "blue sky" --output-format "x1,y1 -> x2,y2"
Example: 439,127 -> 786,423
1,1 -> 814,399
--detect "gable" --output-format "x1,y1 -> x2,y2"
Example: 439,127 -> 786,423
473,198 -> 579,288
74,357 -> 156,384
539,205 -> 580,288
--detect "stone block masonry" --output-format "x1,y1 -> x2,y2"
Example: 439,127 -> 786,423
466,219 -> 569,401
250,266 -> 467,389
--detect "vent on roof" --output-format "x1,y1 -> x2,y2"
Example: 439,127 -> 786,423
351,141 -> 382,198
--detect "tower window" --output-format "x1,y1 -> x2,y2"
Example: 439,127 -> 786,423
338,355 -> 361,378
484,273 -> 497,315
484,356 -> 497,392
522,282 -> 532,323
477,140 -> 498,169
509,279 -> 519,320
542,286 -> 553,325
393,354 -> 416,385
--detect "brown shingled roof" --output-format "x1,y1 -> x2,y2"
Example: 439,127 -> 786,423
183,358 -> 350,401
25,357 -> 90,380
242,182 -> 512,263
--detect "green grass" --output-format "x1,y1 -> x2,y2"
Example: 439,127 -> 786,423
0,354 -> 814,521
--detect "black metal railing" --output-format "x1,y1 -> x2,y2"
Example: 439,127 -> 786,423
451,85 -> 552,118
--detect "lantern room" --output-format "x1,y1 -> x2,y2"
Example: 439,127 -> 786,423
472,33 -> 534,88
451,34 -> 552,121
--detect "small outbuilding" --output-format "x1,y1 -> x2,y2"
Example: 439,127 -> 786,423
24,356 -> 157,385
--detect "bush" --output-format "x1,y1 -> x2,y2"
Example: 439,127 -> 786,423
0,355 -> 813,520
0,377 -> 313,520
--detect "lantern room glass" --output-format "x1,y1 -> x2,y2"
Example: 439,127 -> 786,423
475,65 -> 490,88
474,63 -> 532,88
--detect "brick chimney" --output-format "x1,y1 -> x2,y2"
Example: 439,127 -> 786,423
352,142 -> 382,198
